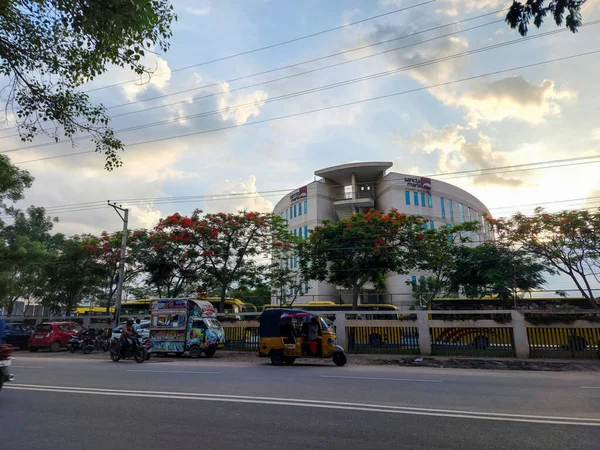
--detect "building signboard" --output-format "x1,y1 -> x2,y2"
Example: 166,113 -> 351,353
404,177 -> 432,191
289,186 -> 308,203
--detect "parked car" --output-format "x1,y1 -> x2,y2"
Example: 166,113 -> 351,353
28,322 -> 85,352
3,323 -> 33,350
111,321 -> 150,341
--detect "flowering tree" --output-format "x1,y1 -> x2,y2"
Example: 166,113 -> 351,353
299,209 -> 423,309
130,227 -> 204,299
158,210 -> 288,312
488,208 -> 600,309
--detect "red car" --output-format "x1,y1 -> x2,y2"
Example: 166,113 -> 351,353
28,322 -> 86,352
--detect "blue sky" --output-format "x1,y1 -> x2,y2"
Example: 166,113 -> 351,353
3,0 -> 600,241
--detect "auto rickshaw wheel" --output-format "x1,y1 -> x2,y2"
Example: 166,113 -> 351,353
333,352 -> 347,367
270,350 -> 284,366
284,356 -> 296,365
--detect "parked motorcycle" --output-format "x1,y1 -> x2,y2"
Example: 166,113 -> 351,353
67,335 -> 83,353
0,343 -> 15,392
69,329 -> 110,354
109,336 -> 149,363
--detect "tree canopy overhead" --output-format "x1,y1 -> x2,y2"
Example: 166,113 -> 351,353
506,0 -> 587,36
0,0 -> 176,170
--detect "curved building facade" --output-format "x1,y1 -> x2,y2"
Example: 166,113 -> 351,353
272,162 -> 492,309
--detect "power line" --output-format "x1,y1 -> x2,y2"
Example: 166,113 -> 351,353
12,49 -> 600,166
0,12 -> 509,144
105,11 -> 505,111
83,1 -> 436,93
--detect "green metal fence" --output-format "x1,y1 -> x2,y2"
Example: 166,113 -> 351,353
346,326 -> 420,354
430,327 -> 515,357
527,327 -> 600,359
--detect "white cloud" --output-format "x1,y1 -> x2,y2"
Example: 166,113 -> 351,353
403,124 -> 522,186
202,175 -> 274,213
440,76 -> 576,126
217,82 -> 269,125
121,56 -> 173,102
186,6 -> 210,16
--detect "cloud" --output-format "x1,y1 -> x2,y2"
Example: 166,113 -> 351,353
185,6 -> 210,16
433,0 -> 505,17
121,56 -> 173,102
441,76 -> 576,126
201,175 -> 274,213
403,124 -> 523,186
217,82 -> 269,125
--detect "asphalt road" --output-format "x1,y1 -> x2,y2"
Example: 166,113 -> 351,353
1,352 -> 599,450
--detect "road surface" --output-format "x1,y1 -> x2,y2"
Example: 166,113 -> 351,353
1,352 -> 599,449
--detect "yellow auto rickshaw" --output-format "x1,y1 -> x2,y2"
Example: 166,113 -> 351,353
258,308 -> 347,366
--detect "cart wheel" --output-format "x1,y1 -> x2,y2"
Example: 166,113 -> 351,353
333,352 -> 347,367
189,346 -> 202,359
284,357 -> 296,365
270,350 -> 284,366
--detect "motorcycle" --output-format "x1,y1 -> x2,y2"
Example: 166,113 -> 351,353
0,343 -> 15,392
109,336 -> 149,363
67,335 -> 84,353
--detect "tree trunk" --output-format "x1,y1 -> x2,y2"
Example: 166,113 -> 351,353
219,283 -> 227,313
352,284 -> 360,310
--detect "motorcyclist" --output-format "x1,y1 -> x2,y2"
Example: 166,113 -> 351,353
120,318 -> 138,353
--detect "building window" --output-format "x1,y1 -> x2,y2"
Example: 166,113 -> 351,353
304,226 -> 308,239
289,206 -> 293,220
293,204 -> 297,218
304,282 -> 309,294
289,287 -> 293,296
459,203 -> 464,223
468,206 -> 472,221
411,275 -> 417,283
421,192 -> 425,207
298,203 -> 302,216
298,228 -> 302,237
427,194 -> 433,208
430,221 -> 434,230
285,208 -> 288,221
449,199 -> 454,222
289,257 -> 293,269
294,255 -> 297,268
304,200 -> 308,215
414,191 -> 419,206
405,190 -> 410,205
440,197 -> 445,219
293,229 -> 297,237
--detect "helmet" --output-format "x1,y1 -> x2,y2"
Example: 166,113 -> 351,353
126,318 -> 134,325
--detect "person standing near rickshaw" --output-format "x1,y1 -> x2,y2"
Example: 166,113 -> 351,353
306,317 -> 320,356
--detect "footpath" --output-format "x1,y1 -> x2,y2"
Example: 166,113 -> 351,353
12,349 -> 600,372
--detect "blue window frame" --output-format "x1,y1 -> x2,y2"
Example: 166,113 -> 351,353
440,197 -> 445,219
421,192 -> 425,207
293,204 -> 297,218
290,206 -> 293,219
449,199 -> 454,222
289,257 -> 293,269
294,255 -> 297,268
430,221 -> 434,230
304,200 -> 308,215
304,282 -> 309,294
289,287 -> 293,296
459,203 -> 464,223
285,208 -> 288,221
293,229 -> 297,237
414,191 -> 419,206
405,191 -> 410,205
411,275 -> 417,283
427,194 -> 433,208
298,203 -> 302,216
298,228 -> 302,237
304,226 -> 308,239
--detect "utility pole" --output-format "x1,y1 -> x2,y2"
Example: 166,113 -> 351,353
108,201 -> 129,327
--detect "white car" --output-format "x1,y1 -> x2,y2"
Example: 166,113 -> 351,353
111,321 -> 150,341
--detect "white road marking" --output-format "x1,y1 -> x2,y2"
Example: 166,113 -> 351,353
126,370 -> 219,374
581,386 -> 600,389
320,375 -> 442,383
11,366 -> 45,369
6,383 -> 600,426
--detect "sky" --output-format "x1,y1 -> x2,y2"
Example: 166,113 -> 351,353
2,0 -> 600,258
